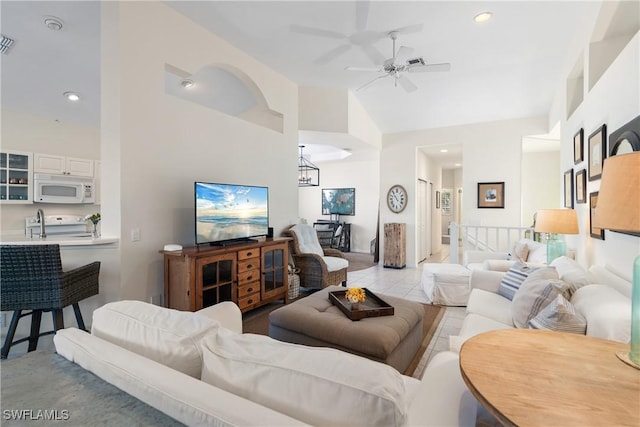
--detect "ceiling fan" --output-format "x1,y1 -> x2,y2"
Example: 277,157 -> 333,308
345,31 -> 451,93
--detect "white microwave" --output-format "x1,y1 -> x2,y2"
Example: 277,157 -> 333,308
33,173 -> 95,204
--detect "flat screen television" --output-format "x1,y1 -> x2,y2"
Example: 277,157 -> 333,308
195,182 -> 269,246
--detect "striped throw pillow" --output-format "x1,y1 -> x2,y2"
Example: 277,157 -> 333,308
528,294 -> 586,334
498,262 -> 541,301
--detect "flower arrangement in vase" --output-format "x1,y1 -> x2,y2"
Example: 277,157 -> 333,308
84,213 -> 101,238
345,287 -> 366,310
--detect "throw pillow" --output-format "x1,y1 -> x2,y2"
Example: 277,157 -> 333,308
498,261 -> 543,301
200,328 -> 408,427
528,294 -> 587,334
511,268 -> 574,328
550,256 -> 591,289
509,241 -> 530,262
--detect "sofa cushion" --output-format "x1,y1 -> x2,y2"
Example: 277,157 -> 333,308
509,241 -> 530,262
466,289 -> 514,326
450,313 -> 513,352
323,255 -> 349,272
571,284 -> 631,342
92,300 -> 220,378
200,328 -> 408,427
528,294 -> 587,334
498,261 -> 542,301
550,256 -> 591,288
511,268 -> 573,328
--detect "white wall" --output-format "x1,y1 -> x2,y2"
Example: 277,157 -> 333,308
521,150 -> 561,226
101,2 -> 299,304
561,31 -> 640,277
297,150 -> 380,254
382,116 -> 548,267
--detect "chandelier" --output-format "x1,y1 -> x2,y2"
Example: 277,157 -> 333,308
298,145 -> 319,187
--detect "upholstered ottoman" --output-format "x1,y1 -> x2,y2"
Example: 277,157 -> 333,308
422,263 -> 471,306
268,286 -> 424,373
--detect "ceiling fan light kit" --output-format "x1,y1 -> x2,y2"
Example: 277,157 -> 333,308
346,31 -> 451,93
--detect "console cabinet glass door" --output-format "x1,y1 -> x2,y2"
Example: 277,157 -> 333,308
195,253 -> 236,310
261,243 -> 287,300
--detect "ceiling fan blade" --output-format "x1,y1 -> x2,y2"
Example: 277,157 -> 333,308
395,46 -> 414,62
355,0 -> 370,32
345,66 -> 382,72
290,24 -> 347,40
356,74 -> 390,92
392,23 -> 424,35
408,62 -> 452,72
314,44 -> 352,64
362,44 -> 386,65
397,75 -> 418,93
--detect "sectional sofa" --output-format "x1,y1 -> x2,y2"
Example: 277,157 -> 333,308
53,300 -> 479,426
449,256 -> 632,352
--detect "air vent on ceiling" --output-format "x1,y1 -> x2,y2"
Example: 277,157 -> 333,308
0,34 -> 15,54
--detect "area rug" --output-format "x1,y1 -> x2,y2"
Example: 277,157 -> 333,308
242,300 -> 445,378
344,252 -> 377,272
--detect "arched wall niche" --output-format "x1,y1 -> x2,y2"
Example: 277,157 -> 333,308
164,63 -> 283,133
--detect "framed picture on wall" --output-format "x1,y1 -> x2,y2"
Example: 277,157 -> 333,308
321,188 -> 355,215
477,182 -> 505,209
575,169 -> 586,204
563,169 -> 574,208
574,128 -> 584,164
589,191 -> 605,240
588,124 -> 607,181
436,191 -> 440,209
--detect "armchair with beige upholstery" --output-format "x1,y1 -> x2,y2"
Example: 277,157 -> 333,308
286,224 -> 348,289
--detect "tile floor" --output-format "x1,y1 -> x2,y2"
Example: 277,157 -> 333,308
347,245 -> 466,373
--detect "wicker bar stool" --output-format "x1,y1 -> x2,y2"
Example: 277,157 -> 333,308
1,244 -> 100,359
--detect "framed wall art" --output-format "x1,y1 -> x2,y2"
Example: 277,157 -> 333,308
477,182 -> 505,209
321,188 -> 355,215
575,169 -> 586,204
589,191 -> 605,240
588,124 -> 607,181
573,128 -> 584,164
563,169 -> 574,208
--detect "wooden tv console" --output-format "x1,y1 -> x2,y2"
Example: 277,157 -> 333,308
160,237 -> 291,313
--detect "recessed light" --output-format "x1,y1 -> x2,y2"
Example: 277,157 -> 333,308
474,12 -> 493,23
44,16 -> 64,31
181,79 -> 194,88
440,149 -> 448,153
455,163 -> 461,167
63,92 -> 80,101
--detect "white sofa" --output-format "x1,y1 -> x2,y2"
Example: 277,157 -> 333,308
54,300 -> 478,426
449,256 -> 632,352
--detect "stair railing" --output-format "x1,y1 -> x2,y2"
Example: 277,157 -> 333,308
449,222 -> 535,264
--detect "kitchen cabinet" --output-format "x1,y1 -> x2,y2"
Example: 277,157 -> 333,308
161,238 -> 291,312
0,150 -> 32,203
34,153 -> 94,177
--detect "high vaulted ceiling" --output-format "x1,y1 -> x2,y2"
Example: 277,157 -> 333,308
1,1 -> 601,138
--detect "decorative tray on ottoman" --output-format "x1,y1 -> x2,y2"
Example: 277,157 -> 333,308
328,288 -> 394,321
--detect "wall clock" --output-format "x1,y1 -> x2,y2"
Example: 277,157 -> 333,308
387,185 -> 407,213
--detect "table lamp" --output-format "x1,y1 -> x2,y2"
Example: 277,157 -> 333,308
593,151 -> 640,369
534,209 -> 579,263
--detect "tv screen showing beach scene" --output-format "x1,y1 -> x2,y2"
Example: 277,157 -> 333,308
195,182 -> 269,245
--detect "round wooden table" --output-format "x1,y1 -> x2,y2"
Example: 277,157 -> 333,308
459,329 -> 640,426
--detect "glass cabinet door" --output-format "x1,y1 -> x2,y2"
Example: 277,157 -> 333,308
261,243 -> 287,300
196,253 -> 236,309
0,151 -> 32,203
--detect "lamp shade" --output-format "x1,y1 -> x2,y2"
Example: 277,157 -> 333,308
593,152 -> 640,233
535,209 -> 579,234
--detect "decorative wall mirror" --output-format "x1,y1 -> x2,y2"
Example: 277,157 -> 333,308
609,116 -> 640,156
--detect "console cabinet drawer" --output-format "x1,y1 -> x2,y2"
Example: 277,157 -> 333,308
238,281 -> 260,297
238,269 -> 260,286
238,258 -> 260,274
238,248 -> 259,261
238,293 -> 260,310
